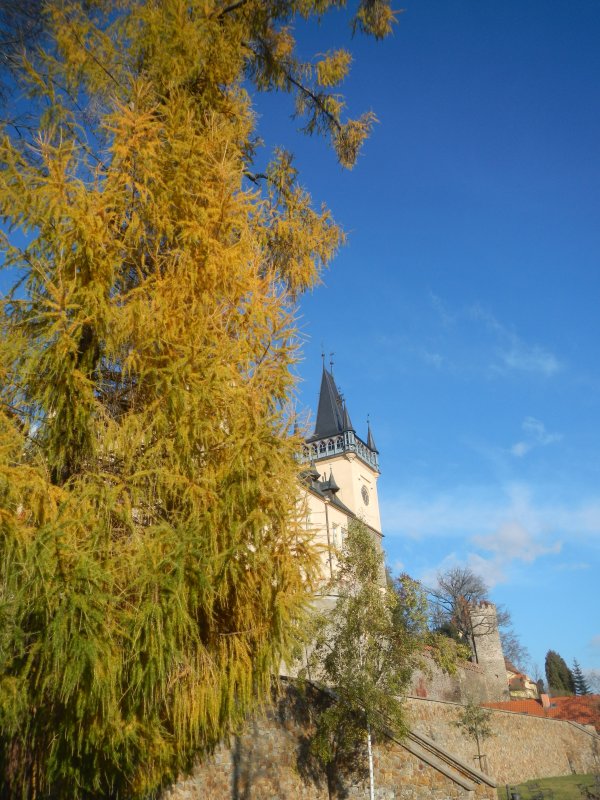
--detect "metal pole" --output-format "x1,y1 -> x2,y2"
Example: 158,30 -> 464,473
367,723 -> 375,800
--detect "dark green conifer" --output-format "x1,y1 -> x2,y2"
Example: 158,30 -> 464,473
572,659 -> 592,695
545,650 -> 576,696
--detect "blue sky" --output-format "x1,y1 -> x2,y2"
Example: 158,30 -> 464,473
254,0 -> 600,676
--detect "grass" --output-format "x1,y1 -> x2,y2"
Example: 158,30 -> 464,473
497,774 -> 600,800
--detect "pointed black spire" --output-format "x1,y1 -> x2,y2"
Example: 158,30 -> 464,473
311,365 -> 349,439
327,468 -> 340,494
367,417 -> 378,453
304,360 -> 379,472
341,401 -> 353,432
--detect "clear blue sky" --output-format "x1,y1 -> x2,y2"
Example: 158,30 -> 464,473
256,0 -> 600,676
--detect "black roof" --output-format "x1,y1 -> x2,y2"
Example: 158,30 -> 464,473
308,367 -> 353,441
299,467 -> 354,515
367,421 -> 378,453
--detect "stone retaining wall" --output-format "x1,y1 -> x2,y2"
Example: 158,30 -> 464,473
410,654 -> 510,705
161,691 -> 600,799
162,687 -> 495,800
407,697 -> 600,785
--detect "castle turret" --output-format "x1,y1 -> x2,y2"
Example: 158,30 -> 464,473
469,601 -> 510,702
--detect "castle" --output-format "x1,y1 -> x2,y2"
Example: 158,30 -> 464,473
300,362 -> 512,703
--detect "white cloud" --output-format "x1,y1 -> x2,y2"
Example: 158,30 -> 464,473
591,635 -> 600,650
472,521 -> 562,564
511,417 -> 562,458
380,481 -> 600,588
553,561 -> 591,572
419,553 -> 461,590
511,441 -> 531,457
500,343 -> 561,376
471,305 -> 562,377
465,552 -> 508,588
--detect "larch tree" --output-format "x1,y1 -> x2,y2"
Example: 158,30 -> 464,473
0,1 -> 394,797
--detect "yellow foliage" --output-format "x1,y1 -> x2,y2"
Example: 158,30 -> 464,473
0,0 -> 392,796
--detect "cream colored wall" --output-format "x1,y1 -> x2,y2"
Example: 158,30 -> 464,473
302,489 -> 351,588
312,452 -> 382,533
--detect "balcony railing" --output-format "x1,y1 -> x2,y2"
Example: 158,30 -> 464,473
300,430 -> 379,471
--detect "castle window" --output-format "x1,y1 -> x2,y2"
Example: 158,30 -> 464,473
327,439 -> 334,453
319,441 -> 326,454
336,436 -> 344,450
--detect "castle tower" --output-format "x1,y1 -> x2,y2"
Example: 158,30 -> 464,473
469,601 -> 510,702
302,365 -> 381,534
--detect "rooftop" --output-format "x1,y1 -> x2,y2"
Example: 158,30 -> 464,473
483,695 -> 600,732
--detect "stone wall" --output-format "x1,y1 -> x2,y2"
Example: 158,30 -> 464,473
469,604 -> 510,703
161,691 -> 600,800
407,697 -> 600,785
411,655 -> 495,704
162,687 -> 496,800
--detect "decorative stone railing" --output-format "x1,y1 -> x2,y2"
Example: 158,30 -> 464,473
300,429 -> 379,471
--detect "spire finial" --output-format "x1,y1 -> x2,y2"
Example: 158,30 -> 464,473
366,416 -> 378,453
321,345 -> 325,369
329,351 -> 335,374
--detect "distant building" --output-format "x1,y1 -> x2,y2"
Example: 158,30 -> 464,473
505,659 -> 540,700
300,362 -> 512,703
299,364 -> 383,606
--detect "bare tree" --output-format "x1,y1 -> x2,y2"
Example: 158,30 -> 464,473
428,566 -> 528,670
500,626 -> 530,671
586,670 -> 600,693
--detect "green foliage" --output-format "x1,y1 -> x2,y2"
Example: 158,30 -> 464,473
453,700 -> 494,745
0,0 -> 393,797
572,660 -> 592,696
498,774 -> 600,800
545,651 -> 576,696
303,521 -> 431,769
453,699 -> 494,772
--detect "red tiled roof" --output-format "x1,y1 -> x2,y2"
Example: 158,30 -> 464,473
483,695 -> 600,732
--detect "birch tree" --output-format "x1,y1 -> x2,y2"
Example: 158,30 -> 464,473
305,521 -> 428,798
